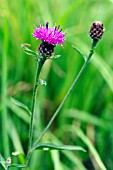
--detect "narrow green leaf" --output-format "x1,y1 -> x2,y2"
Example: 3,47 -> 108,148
72,45 -> 86,61
34,143 -> 86,152
8,164 -> 27,168
0,154 -> 7,170
7,99 -> 29,124
21,44 -> 39,59
49,133 -> 87,170
11,97 -> 31,116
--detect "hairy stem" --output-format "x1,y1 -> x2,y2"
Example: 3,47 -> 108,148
33,40 -> 98,149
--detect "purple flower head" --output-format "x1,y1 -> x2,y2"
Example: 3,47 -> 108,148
32,22 -> 66,45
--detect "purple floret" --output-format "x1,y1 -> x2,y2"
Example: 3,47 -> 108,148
32,22 -> 66,45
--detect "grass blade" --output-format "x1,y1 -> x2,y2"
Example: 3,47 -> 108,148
73,127 -> 107,170
1,18 -> 10,158
64,109 -> 108,128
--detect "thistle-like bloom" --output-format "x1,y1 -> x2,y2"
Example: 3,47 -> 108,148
33,22 -> 66,45
32,22 -> 66,57
89,21 -> 105,41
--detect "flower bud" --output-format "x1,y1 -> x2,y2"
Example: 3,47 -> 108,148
89,21 -> 105,40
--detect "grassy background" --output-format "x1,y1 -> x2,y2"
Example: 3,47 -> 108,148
1,0 -> 113,169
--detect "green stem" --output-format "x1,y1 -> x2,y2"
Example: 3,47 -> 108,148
33,40 -> 98,149
26,58 -> 46,164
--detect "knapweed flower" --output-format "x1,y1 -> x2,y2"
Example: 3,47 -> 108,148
89,21 -> 105,41
32,22 -> 66,57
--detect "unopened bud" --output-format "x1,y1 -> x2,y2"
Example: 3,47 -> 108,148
89,21 -> 105,40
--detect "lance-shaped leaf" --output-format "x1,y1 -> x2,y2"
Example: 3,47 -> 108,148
21,44 -> 39,59
8,164 -> 27,168
11,97 -> 31,116
0,154 -> 7,170
72,45 -> 86,61
33,143 -> 86,152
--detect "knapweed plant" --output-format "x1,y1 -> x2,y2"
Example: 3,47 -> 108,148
0,21 -> 105,169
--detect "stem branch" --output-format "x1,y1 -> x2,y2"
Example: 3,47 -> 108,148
33,41 -> 97,149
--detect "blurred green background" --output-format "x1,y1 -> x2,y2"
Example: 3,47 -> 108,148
0,0 -> 113,170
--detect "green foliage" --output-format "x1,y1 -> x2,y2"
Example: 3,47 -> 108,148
1,0 -> 113,170
21,44 -> 39,60
0,154 -> 7,170
11,97 -> 31,116
33,143 -> 86,152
